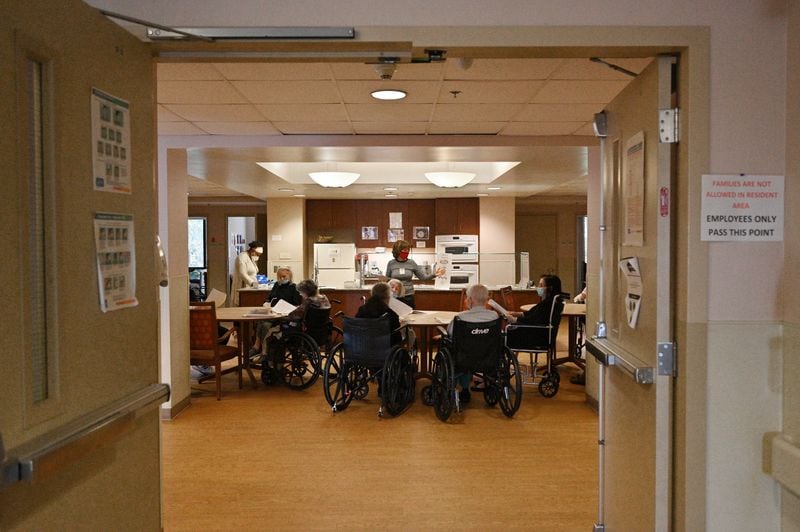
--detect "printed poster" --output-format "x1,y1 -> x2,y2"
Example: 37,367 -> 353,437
618,256 -> 642,328
92,88 -> 132,193
623,131 -> 645,246
434,254 -> 451,290
94,212 -> 138,312
700,174 -> 784,241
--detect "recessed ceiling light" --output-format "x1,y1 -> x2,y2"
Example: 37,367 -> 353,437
477,193 -> 489,197
487,186 -> 502,190
292,194 -> 306,198
278,187 -> 294,192
385,193 -> 398,198
383,187 -> 398,191
371,89 -> 407,101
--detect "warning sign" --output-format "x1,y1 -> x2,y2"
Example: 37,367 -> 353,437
701,175 -> 783,241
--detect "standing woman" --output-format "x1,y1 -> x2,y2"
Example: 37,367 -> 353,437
384,240 -> 444,308
232,240 -> 263,306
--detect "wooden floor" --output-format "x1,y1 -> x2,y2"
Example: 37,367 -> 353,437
162,349 -> 598,531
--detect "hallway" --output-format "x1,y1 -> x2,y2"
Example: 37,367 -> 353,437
161,365 -> 596,530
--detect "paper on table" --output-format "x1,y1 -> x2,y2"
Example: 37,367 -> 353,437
244,308 -> 279,317
388,296 -> 415,318
271,299 -> 297,315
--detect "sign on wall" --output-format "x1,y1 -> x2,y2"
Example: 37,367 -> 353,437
91,88 -> 132,193
701,175 -> 784,241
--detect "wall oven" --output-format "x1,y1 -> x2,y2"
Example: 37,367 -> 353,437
447,263 -> 479,287
435,234 -> 479,263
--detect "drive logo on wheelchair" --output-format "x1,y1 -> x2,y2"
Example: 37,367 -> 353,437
470,327 -> 490,335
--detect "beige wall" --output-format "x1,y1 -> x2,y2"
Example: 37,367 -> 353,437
266,198 -> 305,278
516,197 -> 586,297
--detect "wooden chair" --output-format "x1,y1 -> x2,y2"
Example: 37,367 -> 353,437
190,301 -> 242,400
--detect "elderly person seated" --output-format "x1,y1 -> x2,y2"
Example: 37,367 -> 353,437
356,282 -> 402,345
447,283 -> 498,404
268,267 -> 301,306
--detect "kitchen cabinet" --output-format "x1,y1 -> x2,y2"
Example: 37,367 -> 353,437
407,199 -> 435,245
356,200 -> 388,247
435,198 -> 479,235
307,200 -> 355,231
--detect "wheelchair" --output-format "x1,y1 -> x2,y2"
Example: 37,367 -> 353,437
505,296 -> 565,398
322,316 -> 415,417
260,306 -> 339,390
424,317 -> 522,421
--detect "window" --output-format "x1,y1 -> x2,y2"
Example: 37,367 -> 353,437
188,218 -> 207,269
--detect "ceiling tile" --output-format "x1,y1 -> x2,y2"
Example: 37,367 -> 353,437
517,103 -> 604,122
273,122 -> 354,134
532,80 -> 630,103
213,62 -> 333,80
158,81 -> 246,104
156,63 -> 224,81
500,122 -> 583,136
157,105 -> 183,122
551,57 -> 654,80
158,122 -> 208,135
444,58 -> 566,80
432,103 -> 523,122
352,122 -> 428,134
438,80 -> 544,103
337,80 -> 440,103
256,103 -> 347,122
330,62 -> 444,80
164,104 -> 265,122
428,122 -> 505,134
196,122 -> 281,135
231,80 -> 341,103
346,103 -> 432,122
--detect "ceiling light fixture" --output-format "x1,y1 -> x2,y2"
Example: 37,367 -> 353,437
477,193 -> 489,197
278,187 -> 294,192
385,193 -> 398,198
487,186 -> 502,190
371,89 -> 407,101
309,171 -> 360,188
383,186 -> 398,191
425,171 -> 476,188
292,194 -> 306,198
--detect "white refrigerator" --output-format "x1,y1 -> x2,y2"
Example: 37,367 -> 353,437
313,243 -> 356,288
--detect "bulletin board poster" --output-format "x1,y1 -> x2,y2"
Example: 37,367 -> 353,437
94,213 -> 138,312
91,88 -> 132,193
623,131 -> 645,247
701,175 -> 784,241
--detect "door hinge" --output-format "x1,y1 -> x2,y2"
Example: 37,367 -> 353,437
658,108 -> 680,143
657,341 -> 677,376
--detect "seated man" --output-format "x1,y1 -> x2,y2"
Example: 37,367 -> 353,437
356,282 -> 402,345
447,283 -> 498,404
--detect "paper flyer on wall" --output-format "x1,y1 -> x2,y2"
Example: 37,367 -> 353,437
434,254 -> 451,290
618,256 -> 642,328
91,88 -> 132,193
94,212 -> 137,312
623,131 -> 645,246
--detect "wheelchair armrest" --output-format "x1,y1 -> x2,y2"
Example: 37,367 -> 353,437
436,325 -> 449,337
329,298 -> 342,305
332,310 -> 344,319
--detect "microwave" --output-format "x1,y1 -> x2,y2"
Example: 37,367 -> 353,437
447,263 -> 479,287
435,234 -> 479,263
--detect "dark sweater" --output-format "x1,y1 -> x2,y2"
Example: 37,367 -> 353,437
356,296 -> 402,345
517,295 -> 562,326
268,282 -> 301,306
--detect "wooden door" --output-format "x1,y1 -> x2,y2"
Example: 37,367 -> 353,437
516,214 -> 558,281
0,1 -> 161,529
591,55 -> 676,530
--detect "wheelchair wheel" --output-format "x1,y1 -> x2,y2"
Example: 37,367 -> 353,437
538,374 -> 559,398
323,343 -> 354,412
277,332 -> 321,390
381,348 -> 415,417
498,348 -> 522,417
431,349 -> 455,422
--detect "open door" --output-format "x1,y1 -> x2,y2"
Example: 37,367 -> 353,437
588,55 -> 677,530
0,1 -> 164,529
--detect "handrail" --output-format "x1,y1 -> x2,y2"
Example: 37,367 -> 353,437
587,336 -> 654,384
1,383 -> 169,490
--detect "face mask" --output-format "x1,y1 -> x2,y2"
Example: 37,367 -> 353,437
278,279 -> 289,285
398,251 -> 409,261
252,254 -> 260,262
536,286 -> 547,298
390,291 -> 398,298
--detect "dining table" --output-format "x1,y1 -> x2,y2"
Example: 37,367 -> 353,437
400,311 -> 457,379
215,306 -> 287,387
518,302 -> 587,369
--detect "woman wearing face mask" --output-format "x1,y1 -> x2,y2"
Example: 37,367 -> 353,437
232,240 -> 263,306
383,240 -> 444,309
508,274 -> 563,325
267,267 -> 301,307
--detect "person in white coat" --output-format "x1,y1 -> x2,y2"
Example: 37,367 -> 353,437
232,240 -> 263,305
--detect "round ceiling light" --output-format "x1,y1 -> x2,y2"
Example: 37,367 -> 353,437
425,171 -> 476,188
371,89 -> 407,101
309,171 -> 360,188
